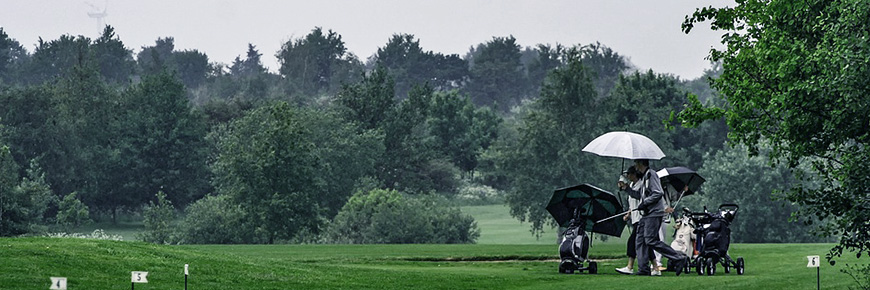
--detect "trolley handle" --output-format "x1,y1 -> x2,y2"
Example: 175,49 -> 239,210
719,203 -> 739,211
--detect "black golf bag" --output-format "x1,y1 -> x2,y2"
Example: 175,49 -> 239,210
687,204 -> 744,276
702,212 -> 731,261
558,211 -> 597,274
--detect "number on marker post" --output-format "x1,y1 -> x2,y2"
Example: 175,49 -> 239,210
131,271 -> 149,283
807,255 -> 820,268
49,277 -> 67,290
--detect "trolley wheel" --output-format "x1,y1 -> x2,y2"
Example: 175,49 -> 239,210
736,257 -> 745,275
724,260 -> 731,274
588,261 -> 598,274
706,258 -> 716,276
695,258 -> 704,275
684,257 -> 692,274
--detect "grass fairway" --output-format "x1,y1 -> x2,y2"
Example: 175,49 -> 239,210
6,205 -> 858,289
461,204 -> 557,244
1,237 -> 862,289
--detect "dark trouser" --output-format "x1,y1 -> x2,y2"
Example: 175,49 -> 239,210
636,216 -> 685,275
626,223 -> 637,258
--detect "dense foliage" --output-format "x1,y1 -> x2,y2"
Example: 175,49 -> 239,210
324,188 -> 479,244
0,23 -> 808,246
682,144 -> 821,243
681,0 -> 870,261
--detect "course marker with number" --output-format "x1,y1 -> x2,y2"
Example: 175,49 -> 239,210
49,277 -> 67,290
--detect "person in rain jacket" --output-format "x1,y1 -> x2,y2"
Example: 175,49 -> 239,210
619,159 -> 688,276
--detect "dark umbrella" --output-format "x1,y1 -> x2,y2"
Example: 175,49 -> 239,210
547,183 -> 627,237
656,167 -> 706,205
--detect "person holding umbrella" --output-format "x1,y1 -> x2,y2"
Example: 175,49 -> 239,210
615,166 -> 665,275
615,166 -> 643,275
620,159 -> 687,276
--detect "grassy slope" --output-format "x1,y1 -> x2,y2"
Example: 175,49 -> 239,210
0,238 -> 860,289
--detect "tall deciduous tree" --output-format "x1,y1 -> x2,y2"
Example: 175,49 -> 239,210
48,63 -> 124,219
297,108 -> 383,218
0,143 -> 20,235
24,34 -> 91,85
91,26 -> 135,85
137,37 -> 175,76
211,102 -> 322,244
466,36 -> 528,112
138,37 -> 211,89
378,84 -> 442,193
0,28 -> 28,85
120,71 -> 210,206
375,34 -> 469,98
277,27 -> 363,97
426,90 -> 500,175
491,48 -> 608,236
604,70 -> 696,168
0,85 -> 53,173
681,0 -> 870,261
525,44 -> 565,97
579,42 -> 630,98
335,66 -> 395,130
230,44 -> 267,77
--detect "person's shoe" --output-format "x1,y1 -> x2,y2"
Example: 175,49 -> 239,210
615,266 -> 632,275
674,257 -> 688,276
651,269 -> 662,276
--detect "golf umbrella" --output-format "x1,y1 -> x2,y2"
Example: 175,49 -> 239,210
657,167 -> 705,204
581,131 -> 666,160
547,183 -> 627,237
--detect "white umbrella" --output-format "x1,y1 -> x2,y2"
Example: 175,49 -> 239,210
582,131 -> 666,160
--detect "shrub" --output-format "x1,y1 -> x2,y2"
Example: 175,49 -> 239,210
0,151 -> 57,236
175,194 -> 261,244
56,192 -> 90,231
455,181 -> 503,206
324,189 -> 479,244
139,191 -> 176,244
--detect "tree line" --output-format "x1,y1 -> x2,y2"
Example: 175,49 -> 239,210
0,25 -> 819,244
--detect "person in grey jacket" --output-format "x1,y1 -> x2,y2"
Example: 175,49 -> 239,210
619,159 -> 687,276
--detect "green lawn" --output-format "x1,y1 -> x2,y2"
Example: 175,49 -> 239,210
9,204 -> 856,289
0,238 -> 861,289
461,204 -> 558,244
461,204 -> 630,246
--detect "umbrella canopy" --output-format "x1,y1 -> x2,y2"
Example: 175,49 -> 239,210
582,131 -> 666,160
547,183 -> 627,237
657,167 -> 706,203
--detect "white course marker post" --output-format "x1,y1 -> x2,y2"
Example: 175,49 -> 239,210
807,255 -> 820,290
131,271 -> 148,290
184,264 -> 189,290
49,277 -> 67,290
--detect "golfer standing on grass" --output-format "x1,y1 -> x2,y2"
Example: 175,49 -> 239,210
620,159 -> 687,276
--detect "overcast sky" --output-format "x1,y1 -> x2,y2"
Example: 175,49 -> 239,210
1,0 -> 733,80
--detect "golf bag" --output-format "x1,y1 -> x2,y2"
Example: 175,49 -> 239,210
558,209 -> 597,274
687,204 -> 744,276
670,215 -> 694,257
702,212 -> 731,261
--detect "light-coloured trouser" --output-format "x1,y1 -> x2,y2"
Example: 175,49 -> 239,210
636,216 -> 684,275
653,219 -> 666,266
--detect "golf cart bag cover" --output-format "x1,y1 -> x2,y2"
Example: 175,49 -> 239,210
703,215 -> 731,258
559,225 -> 589,263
